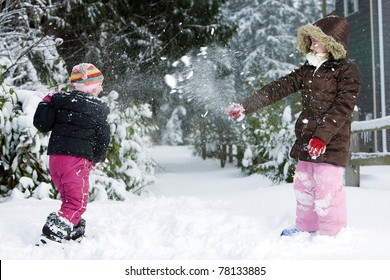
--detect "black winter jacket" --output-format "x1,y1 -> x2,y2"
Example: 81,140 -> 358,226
33,90 -> 111,163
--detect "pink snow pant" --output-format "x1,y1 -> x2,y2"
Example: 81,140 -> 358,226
49,155 -> 93,225
293,161 -> 347,236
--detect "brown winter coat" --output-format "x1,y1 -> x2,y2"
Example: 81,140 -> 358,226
241,16 -> 362,167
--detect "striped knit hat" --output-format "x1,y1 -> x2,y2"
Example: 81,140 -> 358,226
70,63 -> 104,94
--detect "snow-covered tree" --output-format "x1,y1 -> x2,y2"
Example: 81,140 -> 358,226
38,0 -> 235,95
34,0 -> 236,149
214,0 -> 324,181
90,91 -> 157,200
0,87 -> 157,199
221,0 -> 321,90
162,105 -> 187,145
191,114 -> 235,167
1,0 -> 67,196
0,1 -> 68,90
0,1 -> 158,200
0,87 -> 51,197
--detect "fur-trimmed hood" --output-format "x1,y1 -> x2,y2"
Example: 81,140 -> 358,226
297,15 -> 350,60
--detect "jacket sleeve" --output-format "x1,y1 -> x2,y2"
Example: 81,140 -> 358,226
241,67 -> 304,115
33,101 -> 56,133
92,119 -> 111,163
313,61 -> 362,143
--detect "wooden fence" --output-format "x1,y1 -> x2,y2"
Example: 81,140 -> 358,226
345,114 -> 390,186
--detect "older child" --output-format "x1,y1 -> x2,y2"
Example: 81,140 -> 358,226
34,63 -> 111,243
227,15 -> 362,236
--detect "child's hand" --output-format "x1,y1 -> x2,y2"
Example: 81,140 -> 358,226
226,103 -> 245,121
42,92 -> 59,103
308,137 -> 326,159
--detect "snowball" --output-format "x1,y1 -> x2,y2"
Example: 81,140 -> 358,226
164,74 -> 177,89
181,55 -> 191,66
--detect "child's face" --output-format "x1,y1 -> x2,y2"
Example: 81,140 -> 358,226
91,82 -> 103,96
309,37 -> 327,55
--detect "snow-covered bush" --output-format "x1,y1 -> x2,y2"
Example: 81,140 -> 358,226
0,3 -> 157,200
0,87 -> 52,197
0,2 -> 157,200
0,87 -> 157,200
89,91 -> 157,200
238,101 -> 298,183
0,13 -> 67,197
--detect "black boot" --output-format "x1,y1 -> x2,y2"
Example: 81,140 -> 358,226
41,212 -> 72,243
70,219 -> 86,241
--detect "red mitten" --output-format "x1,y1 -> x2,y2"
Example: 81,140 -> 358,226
226,103 -> 245,121
308,137 -> 326,159
42,91 -> 59,103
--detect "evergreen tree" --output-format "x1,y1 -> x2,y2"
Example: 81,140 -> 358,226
221,0 -> 321,90
34,0 -> 235,145
0,88 -> 157,199
1,0 -> 67,196
216,0 -> 323,181
38,0 -> 235,94
0,1 -> 158,199
0,0 -> 68,90
162,105 -> 186,145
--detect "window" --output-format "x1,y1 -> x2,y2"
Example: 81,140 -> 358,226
326,0 -> 336,15
344,0 -> 359,16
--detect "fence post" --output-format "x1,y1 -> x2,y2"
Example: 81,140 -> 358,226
345,110 -> 360,187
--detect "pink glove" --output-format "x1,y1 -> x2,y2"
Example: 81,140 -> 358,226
42,91 -> 59,103
308,137 -> 326,159
226,103 -> 245,121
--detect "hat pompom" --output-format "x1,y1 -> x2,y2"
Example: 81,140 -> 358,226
70,63 -> 104,94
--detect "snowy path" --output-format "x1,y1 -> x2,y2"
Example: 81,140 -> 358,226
1,146 -> 390,260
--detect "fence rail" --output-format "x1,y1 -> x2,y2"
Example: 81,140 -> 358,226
346,113 -> 390,186
351,115 -> 390,133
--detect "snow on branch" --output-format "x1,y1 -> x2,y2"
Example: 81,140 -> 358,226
351,116 -> 390,133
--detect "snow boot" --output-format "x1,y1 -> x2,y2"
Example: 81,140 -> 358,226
70,219 -> 86,242
280,226 -> 302,236
41,212 -> 73,243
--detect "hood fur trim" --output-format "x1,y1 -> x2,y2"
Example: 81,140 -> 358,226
297,23 -> 347,60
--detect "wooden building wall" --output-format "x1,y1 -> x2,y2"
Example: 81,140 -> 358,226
336,0 -> 390,152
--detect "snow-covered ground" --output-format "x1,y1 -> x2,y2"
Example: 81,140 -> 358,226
0,146 -> 390,280
1,145 -> 390,260
1,145 -> 390,278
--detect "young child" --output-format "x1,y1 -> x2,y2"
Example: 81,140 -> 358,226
33,63 -> 111,243
227,15 -> 362,236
